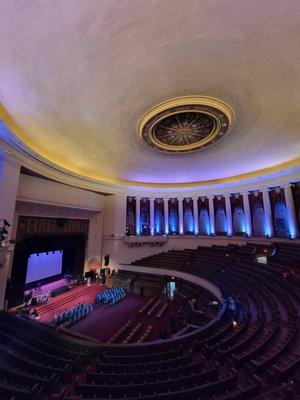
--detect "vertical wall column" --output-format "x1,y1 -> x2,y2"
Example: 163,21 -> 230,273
135,196 -> 141,235
283,183 -> 299,238
262,188 -> 274,237
208,195 -> 215,235
178,197 -> 184,234
150,197 -> 155,235
104,195 -> 127,237
0,152 -> 21,310
85,211 -> 103,272
224,193 -> 233,235
163,197 -> 169,235
192,196 -> 199,235
242,191 -> 252,236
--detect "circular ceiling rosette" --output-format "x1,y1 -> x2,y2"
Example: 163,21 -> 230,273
137,96 -> 235,153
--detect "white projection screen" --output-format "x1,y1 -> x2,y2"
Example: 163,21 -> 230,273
25,250 -> 63,284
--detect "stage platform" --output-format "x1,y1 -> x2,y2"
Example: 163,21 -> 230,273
25,278 -> 67,298
33,282 -> 101,322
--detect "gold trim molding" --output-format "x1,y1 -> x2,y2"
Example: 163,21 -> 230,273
0,102 -> 299,190
137,96 -> 235,153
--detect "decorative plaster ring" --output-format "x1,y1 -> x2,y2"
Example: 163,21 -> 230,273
137,96 -> 235,153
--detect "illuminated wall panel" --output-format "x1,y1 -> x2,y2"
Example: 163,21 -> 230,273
168,198 -> 179,235
126,197 -> 136,236
154,198 -> 164,235
198,197 -> 210,235
231,194 -> 246,235
183,198 -> 194,235
249,191 -> 266,237
214,196 -> 227,235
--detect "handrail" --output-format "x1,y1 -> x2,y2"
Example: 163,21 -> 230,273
100,263 -> 225,349
118,263 -> 223,301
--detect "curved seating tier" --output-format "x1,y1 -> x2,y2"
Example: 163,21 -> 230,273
1,242 -> 299,399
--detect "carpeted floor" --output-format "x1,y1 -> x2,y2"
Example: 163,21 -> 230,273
69,293 -> 179,343
70,293 -> 178,342
70,293 -> 147,342
33,283 -> 180,343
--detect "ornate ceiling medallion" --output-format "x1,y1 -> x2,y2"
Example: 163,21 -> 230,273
137,96 -> 235,153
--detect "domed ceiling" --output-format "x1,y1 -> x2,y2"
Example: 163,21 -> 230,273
0,0 -> 299,188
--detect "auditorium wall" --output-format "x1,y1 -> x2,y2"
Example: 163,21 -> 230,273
1,146 -> 300,309
103,195 -> 127,238
17,174 -> 104,211
0,151 -> 21,309
102,234 -> 297,272
101,189 -> 300,272
15,174 -> 105,270
1,170 -> 105,309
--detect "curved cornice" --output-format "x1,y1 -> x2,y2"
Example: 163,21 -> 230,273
1,105 -> 299,194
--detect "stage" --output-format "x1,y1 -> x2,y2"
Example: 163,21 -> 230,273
24,278 -> 67,298
31,280 -> 101,321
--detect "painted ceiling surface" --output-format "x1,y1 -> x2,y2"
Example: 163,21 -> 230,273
0,0 -> 299,187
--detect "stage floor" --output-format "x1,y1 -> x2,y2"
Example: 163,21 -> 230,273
25,278 -> 67,297
33,282 -> 102,321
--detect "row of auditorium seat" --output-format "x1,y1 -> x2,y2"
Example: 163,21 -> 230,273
118,243 -> 299,399
122,322 -> 142,344
146,298 -> 161,316
108,320 -> 133,343
1,242 -> 299,399
0,310 -> 100,399
138,297 -> 155,314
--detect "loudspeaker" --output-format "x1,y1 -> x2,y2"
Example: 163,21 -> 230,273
104,254 -> 110,266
